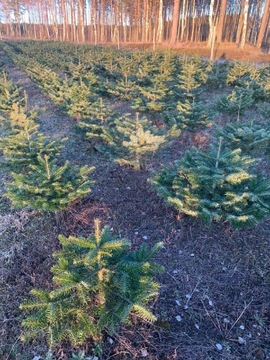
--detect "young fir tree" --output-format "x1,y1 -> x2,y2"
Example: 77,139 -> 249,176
25,61 -> 66,105
102,113 -> 179,170
20,219 -> 162,349
226,62 -> 267,101
78,97 -> 114,141
226,61 -> 260,87
174,59 -> 204,100
108,75 -> 137,101
135,61 -> 156,86
132,76 -> 168,113
6,154 -> 94,211
257,102 -> 270,120
158,53 -> 178,83
151,138 -> 270,227
216,87 -> 254,117
0,104 -> 63,171
205,61 -> 229,89
0,73 -> 25,113
63,77 -> 93,120
164,97 -> 211,132
259,65 -> 270,97
217,121 -> 270,155
64,63 -> 98,88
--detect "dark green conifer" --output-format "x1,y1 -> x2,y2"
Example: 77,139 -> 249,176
102,113 -> 179,170
20,220 -> 162,348
164,97 -> 211,132
108,75 -> 137,101
151,138 -> 270,227
217,121 -> 270,155
0,104 -> 62,171
6,154 -> 93,211
78,97 -> 114,141
217,87 -> 254,117
0,72 -> 25,113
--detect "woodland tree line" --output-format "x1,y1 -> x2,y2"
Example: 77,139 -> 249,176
0,0 -> 269,49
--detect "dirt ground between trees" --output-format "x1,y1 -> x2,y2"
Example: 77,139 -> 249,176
0,46 -> 270,360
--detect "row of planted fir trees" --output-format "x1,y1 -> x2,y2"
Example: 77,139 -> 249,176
1,48 -> 270,357
0,69 -> 164,358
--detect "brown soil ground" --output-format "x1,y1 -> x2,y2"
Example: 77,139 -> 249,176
0,44 -> 270,360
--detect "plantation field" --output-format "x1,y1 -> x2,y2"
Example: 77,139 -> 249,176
0,40 -> 270,360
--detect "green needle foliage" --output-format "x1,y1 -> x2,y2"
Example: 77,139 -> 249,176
102,113 -> 179,170
64,63 -> 98,88
108,75 -> 137,101
258,102 -> 270,120
64,78 -> 93,120
25,61 -> 66,105
205,61 -> 229,89
6,154 -> 94,211
0,72 -> 25,113
216,87 -> 254,117
20,219 -> 162,348
78,97 -> 114,141
132,79 -> 168,113
174,59 -> 204,99
151,138 -> 270,227
217,121 -> 270,155
164,97 -> 211,132
0,104 -> 63,171
226,62 -> 260,87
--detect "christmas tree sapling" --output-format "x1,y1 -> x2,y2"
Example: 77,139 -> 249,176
217,121 -> 270,155
151,138 -> 270,227
6,154 -> 94,212
20,219 -> 162,350
102,113 -> 179,170
0,104 -> 63,172
78,97 -> 114,141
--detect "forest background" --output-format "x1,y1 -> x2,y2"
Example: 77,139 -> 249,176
0,0 -> 269,52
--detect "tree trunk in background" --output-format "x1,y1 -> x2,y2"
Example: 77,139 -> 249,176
180,0 -> 187,41
240,0 -> 249,48
216,0 -> 227,42
78,0 -> 85,42
191,0 -> 196,41
61,0 -> 67,41
0,0 -> 268,50
207,0 -> 216,47
236,0 -> 245,45
170,0 -> 180,44
100,0 -> 105,42
256,0 -> 270,48
157,0 -> 164,43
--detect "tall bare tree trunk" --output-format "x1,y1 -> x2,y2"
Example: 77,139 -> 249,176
236,0 -> 245,45
256,0 -> 270,48
240,0 -> 249,48
180,0 -> 187,41
157,0 -> 164,43
170,0 -> 180,44
78,0 -> 85,42
216,0 -> 227,42
207,0 -> 216,47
